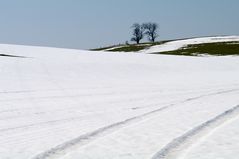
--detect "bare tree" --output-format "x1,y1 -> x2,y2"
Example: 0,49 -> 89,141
131,23 -> 144,44
143,22 -> 159,42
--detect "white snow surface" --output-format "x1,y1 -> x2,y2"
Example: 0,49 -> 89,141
0,37 -> 239,159
142,36 -> 239,53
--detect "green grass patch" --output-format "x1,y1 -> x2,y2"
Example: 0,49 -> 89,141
91,45 -> 121,51
155,42 -> 239,56
92,40 -> 171,52
109,44 -> 149,52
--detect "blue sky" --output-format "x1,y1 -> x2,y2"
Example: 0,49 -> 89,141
0,0 -> 238,49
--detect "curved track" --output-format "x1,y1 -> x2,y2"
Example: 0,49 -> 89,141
32,88 -> 239,159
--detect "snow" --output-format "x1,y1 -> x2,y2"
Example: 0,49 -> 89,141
103,45 -> 125,51
183,116 -> 239,159
142,36 -> 239,53
0,36 -> 239,159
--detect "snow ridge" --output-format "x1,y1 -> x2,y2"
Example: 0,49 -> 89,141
151,104 -> 239,159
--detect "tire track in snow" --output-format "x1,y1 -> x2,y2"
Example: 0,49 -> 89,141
0,116 -> 87,133
151,104 -> 239,159
31,88 -> 239,159
0,88 -> 165,103
32,105 -> 173,159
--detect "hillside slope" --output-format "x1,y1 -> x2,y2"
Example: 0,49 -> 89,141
142,36 -> 239,53
98,36 -> 239,56
0,42 -> 239,159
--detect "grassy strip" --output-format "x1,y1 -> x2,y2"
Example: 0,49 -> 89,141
93,40 -> 171,52
154,42 -> 239,56
91,45 -> 122,51
109,45 -> 149,52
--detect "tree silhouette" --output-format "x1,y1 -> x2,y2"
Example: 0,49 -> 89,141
143,22 -> 159,42
131,23 -> 144,44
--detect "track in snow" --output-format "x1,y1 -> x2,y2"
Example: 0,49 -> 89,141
151,104 -> 239,159
32,88 -> 239,159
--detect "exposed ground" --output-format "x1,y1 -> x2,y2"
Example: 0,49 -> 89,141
91,41 -> 170,52
156,42 -> 239,56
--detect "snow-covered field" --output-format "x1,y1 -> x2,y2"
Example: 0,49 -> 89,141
0,36 -> 239,159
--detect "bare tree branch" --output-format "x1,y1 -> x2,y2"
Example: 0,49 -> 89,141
131,23 -> 144,44
143,22 -> 159,42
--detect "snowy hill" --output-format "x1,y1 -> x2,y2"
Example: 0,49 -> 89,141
142,36 -> 239,53
97,36 -> 239,56
0,38 -> 239,159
